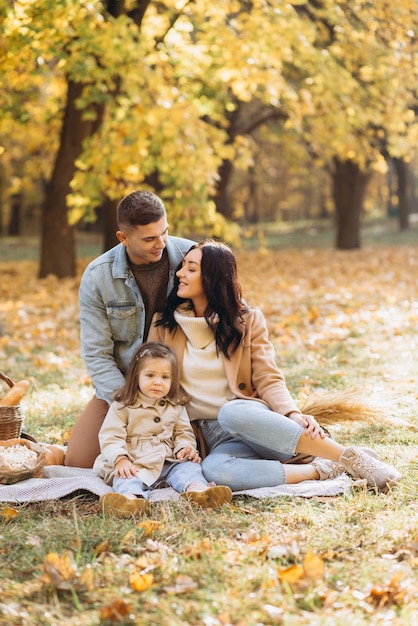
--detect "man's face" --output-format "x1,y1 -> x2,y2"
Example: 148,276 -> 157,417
117,216 -> 169,265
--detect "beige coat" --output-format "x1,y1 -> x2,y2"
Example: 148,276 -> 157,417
93,394 -> 197,486
148,308 -> 300,418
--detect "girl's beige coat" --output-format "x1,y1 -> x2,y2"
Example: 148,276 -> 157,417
93,396 -> 197,486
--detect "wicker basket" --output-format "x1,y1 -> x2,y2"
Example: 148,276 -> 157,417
0,372 -> 24,440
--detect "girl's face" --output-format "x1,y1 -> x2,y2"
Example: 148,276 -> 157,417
176,247 -> 205,302
138,357 -> 172,400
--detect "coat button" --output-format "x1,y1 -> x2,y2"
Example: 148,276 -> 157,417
154,416 -> 161,423
238,383 -> 246,390
158,400 -> 165,406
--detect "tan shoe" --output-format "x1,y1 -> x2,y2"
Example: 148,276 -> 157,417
181,485 -> 232,508
339,446 -> 402,491
99,492 -> 150,517
311,458 -> 346,480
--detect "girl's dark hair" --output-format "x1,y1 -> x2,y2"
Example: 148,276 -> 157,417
115,342 -> 187,406
156,240 -> 249,357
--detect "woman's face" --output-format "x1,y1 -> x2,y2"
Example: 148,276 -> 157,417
176,247 -> 205,302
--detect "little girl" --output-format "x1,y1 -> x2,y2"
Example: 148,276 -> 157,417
94,342 -> 232,517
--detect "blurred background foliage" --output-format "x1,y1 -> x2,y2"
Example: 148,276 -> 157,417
0,0 -> 417,277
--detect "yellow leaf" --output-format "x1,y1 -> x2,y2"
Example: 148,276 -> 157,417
79,565 -> 94,591
277,564 -> 304,584
93,540 -> 110,556
129,571 -> 154,592
120,529 -> 135,547
0,506 -> 19,521
41,551 -> 77,590
137,519 -> 164,536
303,549 -> 324,582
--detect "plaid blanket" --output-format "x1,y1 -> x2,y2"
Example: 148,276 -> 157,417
0,465 -> 351,503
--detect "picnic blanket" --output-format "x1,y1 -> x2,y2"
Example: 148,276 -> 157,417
0,465 -> 352,503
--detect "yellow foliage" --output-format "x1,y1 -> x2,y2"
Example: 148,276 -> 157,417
40,551 -> 78,590
129,571 -> 154,592
0,505 -> 19,521
278,549 -> 324,586
137,519 -> 164,536
1,0 -> 416,228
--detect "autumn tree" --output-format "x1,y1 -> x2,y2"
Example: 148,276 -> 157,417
291,0 -> 418,249
1,0 -> 417,275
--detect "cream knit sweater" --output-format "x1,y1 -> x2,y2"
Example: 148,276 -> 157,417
173,309 -> 234,420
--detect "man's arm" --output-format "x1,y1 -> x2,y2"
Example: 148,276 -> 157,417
79,270 -> 126,404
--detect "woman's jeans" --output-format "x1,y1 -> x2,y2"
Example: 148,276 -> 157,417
113,460 -> 208,499
201,399 -> 304,491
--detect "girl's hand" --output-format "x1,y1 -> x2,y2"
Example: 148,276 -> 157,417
287,412 -> 326,439
177,446 -> 201,464
114,457 -> 138,478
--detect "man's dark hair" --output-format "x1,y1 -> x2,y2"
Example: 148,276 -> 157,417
117,190 -> 166,229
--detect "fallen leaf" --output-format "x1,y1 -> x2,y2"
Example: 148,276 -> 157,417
137,519 -> 164,536
40,551 -> 77,590
129,571 -> 154,592
180,538 -> 212,558
278,549 -> 324,586
79,565 -> 95,591
0,506 -> 19,522
99,597 -> 132,622
277,563 -> 305,584
367,573 -> 407,608
303,549 -> 325,582
94,540 -> 111,556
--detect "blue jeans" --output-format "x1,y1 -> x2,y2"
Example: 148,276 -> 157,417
112,460 -> 208,499
201,399 -> 304,491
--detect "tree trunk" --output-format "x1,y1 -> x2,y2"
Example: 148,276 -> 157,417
393,157 -> 410,231
215,159 -> 235,219
102,196 -> 119,252
39,80 -> 96,278
7,194 -> 22,236
386,160 -> 397,217
332,158 -> 371,250
38,0 -> 141,278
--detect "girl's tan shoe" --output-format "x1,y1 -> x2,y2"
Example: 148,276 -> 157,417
100,493 -> 151,517
181,485 -> 232,508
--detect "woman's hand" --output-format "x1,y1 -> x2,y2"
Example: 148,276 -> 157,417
287,412 -> 326,439
114,456 -> 138,478
177,446 -> 201,464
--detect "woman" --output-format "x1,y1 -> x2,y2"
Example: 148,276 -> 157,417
148,241 -> 402,492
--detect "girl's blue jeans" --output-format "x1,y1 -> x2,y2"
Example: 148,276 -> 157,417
112,459 -> 208,499
201,399 -> 304,491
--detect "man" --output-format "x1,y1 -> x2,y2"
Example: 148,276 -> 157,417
65,190 -> 194,467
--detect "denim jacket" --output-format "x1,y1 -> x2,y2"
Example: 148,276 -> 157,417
79,236 -> 194,404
